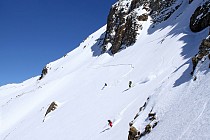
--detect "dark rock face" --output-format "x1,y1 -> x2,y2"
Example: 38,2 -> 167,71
191,36 -> 210,75
102,0 -> 150,54
189,0 -> 193,4
128,126 -> 140,140
199,37 -> 210,57
149,0 -> 179,24
122,14 -> 141,47
39,66 -> 48,80
102,0 -> 181,54
101,4 -> 124,54
102,0 -> 209,54
138,14 -> 148,21
190,1 -> 210,32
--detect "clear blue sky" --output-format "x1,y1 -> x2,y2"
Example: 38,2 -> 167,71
0,0 -> 116,86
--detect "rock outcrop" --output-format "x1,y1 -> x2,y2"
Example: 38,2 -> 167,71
191,35 -> 210,75
127,97 -> 159,139
101,0 -> 150,54
190,1 -> 210,32
128,126 -> 140,140
43,101 -> 58,122
102,0 -> 209,54
39,66 -> 48,80
149,0 -> 180,24
102,0 -> 182,54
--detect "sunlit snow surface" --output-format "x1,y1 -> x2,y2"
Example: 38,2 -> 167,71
0,0 -> 209,140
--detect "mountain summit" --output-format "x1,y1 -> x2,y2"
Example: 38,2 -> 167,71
1,0 -> 209,140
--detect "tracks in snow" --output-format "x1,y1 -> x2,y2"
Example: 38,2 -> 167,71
89,63 -> 134,70
89,63 -> 135,87
178,101 -> 209,140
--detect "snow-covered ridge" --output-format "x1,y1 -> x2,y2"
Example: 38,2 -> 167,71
1,0 -> 210,140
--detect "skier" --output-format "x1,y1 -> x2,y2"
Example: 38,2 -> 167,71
101,83 -> 108,90
108,120 -> 113,127
129,81 -> 132,88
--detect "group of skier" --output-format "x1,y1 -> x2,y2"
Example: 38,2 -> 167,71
105,81 -> 133,128
102,81 -> 133,90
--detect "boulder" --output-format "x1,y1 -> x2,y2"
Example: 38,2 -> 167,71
191,36 -> 210,75
39,66 -> 48,80
128,126 -> 140,140
138,14 -> 148,21
191,56 -> 198,75
145,124 -> 152,134
45,101 -> 58,117
190,2 -> 210,32
148,112 -> 156,121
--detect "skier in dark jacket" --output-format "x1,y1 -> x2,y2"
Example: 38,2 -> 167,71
108,120 -> 113,127
129,81 -> 132,88
101,83 -> 108,90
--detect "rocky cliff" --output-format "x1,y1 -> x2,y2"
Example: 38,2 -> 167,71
190,1 -> 210,32
101,0 -> 150,54
102,0 -> 210,55
101,0 -> 185,54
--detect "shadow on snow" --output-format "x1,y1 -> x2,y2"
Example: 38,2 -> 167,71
147,2 -> 209,87
90,1 -> 209,87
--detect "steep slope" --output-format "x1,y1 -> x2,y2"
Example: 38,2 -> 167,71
0,0 -> 209,140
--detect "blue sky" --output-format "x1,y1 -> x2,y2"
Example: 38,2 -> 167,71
0,0 -> 116,86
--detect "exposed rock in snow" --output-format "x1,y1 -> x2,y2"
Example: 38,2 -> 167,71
38,66 -> 48,80
102,0 -> 184,54
149,0 -> 180,24
128,126 -> 140,140
190,1 -> 210,32
101,0 -> 149,54
191,35 -> 210,75
44,101 -> 58,117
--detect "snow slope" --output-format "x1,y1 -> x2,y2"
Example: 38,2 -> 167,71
0,0 -> 209,140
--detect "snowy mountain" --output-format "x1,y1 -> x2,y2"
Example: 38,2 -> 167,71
1,0 -> 210,140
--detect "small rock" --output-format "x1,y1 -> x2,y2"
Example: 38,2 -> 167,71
45,101 -> 58,117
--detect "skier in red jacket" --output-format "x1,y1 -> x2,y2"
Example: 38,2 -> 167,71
108,120 -> 113,127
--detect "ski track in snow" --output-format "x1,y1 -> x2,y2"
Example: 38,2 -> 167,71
119,96 -> 139,117
89,63 -> 134,70
100,93 -> 140,134
178,101 -> 209,140
89,63 -> 135,87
